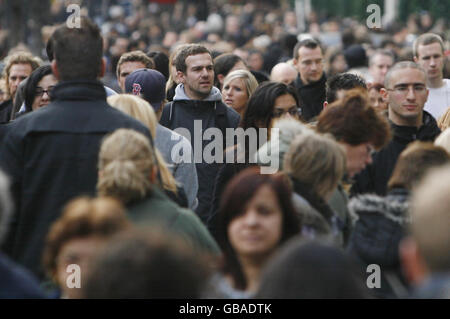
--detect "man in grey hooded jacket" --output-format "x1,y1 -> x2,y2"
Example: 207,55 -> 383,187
160,44 -> 240,224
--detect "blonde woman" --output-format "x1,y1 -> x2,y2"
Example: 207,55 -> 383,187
97,128 -> 219,255
222,69 -> 258,117
108,94 -> 198,209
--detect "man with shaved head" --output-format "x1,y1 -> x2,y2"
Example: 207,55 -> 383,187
351,61 -> 441,196
270,62 -> 298,86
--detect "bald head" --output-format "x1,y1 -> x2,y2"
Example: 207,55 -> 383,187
270,63 -> 298,85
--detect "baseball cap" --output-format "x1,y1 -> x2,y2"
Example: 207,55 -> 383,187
125,68 -> 166,111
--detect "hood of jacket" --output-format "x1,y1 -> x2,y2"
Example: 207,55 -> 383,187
390,110 -> 441,145
173,83 -> 222,102
348,188 -> 410,267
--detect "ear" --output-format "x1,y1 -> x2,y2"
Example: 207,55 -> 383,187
380,87 -> 388,100
399,237 -> 428,286
177,70 -> 186,84
413,55 -> 418,63
323,101 -> 328,109
99,57 -> 106,78
51,60 -> 60,80
217,74 -> 225,86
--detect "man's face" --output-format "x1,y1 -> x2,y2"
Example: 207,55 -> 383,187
414,42 -> 444,82
118,61 -> 146,92
369,54 -> 394,84
179,53 -> 214,100
384,68 -> 429,125
8,63 -> 33,99
294,46 -> 324,84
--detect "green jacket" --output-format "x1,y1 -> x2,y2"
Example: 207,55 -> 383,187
127,188 -> 220,255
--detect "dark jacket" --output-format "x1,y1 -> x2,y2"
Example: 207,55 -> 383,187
351,111 -> 440,196
127,187 -> 220,255
207,156 -> 255,239
293,73 -> 326,122
348,188 -> 411,298
0,252 -> 46,298
0,80 -> 152,279
159,84 -> 240,224
0,99 -> 13,124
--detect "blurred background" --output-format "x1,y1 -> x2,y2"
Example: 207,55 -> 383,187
0,0 -> 448,88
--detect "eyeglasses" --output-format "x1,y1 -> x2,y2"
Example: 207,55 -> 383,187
35,86 -> 55,97
386,84 -> 427,95
273,107 -> 301,118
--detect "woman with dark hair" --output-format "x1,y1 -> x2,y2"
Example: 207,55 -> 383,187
213,53 -> 247,90
205,167 -> 300,298
18,65 -> 56,117
208,82 -> 302,237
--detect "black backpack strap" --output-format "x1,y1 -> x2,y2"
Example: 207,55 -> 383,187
214,101 -> 229,149
159,101 -> 174,128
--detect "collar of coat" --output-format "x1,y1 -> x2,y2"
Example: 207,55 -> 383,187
50,80 -> 107,101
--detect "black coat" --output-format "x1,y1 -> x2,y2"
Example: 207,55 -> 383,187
293,73 -> 327,122
0,99 -> 13,124
0,80 -> 152,278
347,188 -> 411,298
351,111 -> 440,196
160,98 -> 240,225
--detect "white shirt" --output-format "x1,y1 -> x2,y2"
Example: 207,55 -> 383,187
424,79 -> 450,120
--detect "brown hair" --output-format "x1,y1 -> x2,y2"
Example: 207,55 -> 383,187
388,141 -> 450,190
216,167 -> 301,290
43,196 -> 130,280
173,44 -> 211,74
284,132 -> 346,199
116,50 -> 155,78
317,89 -> 391,150
413,33 -> 445,58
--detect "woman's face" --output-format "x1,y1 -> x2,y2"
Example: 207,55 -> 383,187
228,185 -> 283,259
222,78 -> 248,114
32,74 -> 57,111
55,236 -> 106,299
272,93 -> 299,119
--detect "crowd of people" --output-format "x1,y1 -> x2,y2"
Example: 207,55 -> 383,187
0,0 -> 449,299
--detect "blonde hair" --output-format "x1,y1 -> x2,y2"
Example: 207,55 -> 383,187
107,95 -> 177,193
165,44 -> 190,94
97,129 -> 158,204
434,128 -> 450,154
437,107 -> 450,131
223,69 -> 259,98
411,164 -> 450,272
2,51 -> 42,97
283,132 -> 346,199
